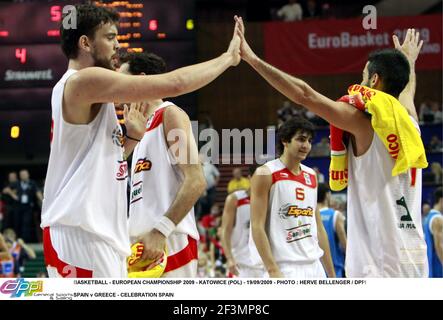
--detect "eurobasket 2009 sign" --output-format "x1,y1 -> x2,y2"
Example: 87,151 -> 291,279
264,14 -> 442,75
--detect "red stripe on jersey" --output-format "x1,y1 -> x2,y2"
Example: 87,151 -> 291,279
50,119 -> 54,144
164,235 -> 198,273
411,168 -> 417,187
237,197 -> 250,207
272,168 -> 317,188
146,107 -> 167,132
43,227 -> 93,278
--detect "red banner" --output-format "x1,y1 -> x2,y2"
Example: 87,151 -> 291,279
264,14 -> 442,75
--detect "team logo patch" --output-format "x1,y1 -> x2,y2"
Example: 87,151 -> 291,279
134,158 -> 152,174
112,126 -> 124,147
303,172 -> 312,185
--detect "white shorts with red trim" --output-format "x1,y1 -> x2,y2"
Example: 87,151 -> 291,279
237,265 -> 265,278
44,226 -> 127,278
162,233 -> 198,278
263,259 -> 326,278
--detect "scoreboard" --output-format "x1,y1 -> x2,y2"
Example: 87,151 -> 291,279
0,0 -> 196,109
0,1 -> 195,44
0,0 -> 196,165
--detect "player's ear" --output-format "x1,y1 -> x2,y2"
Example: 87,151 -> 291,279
370,73 -> 380,88
78,35 -> 91,53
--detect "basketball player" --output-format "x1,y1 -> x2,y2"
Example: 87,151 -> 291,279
221,165 -> 264,278
236,16 -> 427,277
250,117 -> 335,278
118,52 -> 205,277
423,187 -> 443,277
41,4 -> 241,278
317,183 -> 346,278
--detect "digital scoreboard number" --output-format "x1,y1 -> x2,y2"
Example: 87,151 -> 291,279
0,0 -> 196,108
0,0 -> 195,44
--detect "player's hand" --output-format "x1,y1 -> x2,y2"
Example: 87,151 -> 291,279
226,19 -> 241,66
393,28 -> 423,64
137,229 -> 166,262
227,259 -> 239,276
234,16 -> 257,64
124,102 -> 149,141
268,269 -> 284,278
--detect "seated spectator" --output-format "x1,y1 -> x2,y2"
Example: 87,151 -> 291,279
36,271 -> 48,278
428,135 -> 443,152
277,101 -> 305,126
227,168 -> 250,194
305,108 -> 328,127
430,101 -> 443,124
276,0 -> 303,22
313,167 -> 325,183
304,0 -> 322,19
431,162 -> 443,185
419,100 -> 435,124
321,2 -> 333,19
312,137 -> 330,157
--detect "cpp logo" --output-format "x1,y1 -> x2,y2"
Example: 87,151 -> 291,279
0,279 -> 43,298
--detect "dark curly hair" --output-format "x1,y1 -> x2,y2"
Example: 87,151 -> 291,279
276,117 -> 315,155
119,52 -> 167,75
60,4 -> 119,59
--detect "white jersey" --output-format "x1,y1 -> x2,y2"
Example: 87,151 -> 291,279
41,69 -> 131,257
231,190 -> 261,269
251,159 -> 323,265
128,102 -> 199,240
346,121 -> 428,277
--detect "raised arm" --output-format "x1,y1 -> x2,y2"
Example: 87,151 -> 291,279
66,22 -> 241,109
234,16 -> 370,135
393,28 -> 423,122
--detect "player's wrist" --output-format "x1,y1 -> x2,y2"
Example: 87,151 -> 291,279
154,216 -> 176,238
125,133 -> 142,142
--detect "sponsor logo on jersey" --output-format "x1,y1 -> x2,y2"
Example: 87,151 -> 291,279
116,160 -> 128,181
134,158 -> 152,174
278,204 -> 314,219
131,181 -> 143,204
396,196 -> 416,230
286,223 -> 312,243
